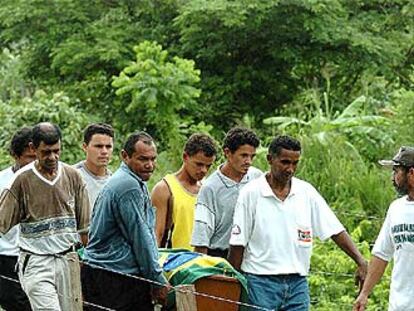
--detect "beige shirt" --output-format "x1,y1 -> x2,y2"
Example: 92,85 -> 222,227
0,161 -> 90,255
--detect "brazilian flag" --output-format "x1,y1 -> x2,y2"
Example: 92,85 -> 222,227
159,249 -> 248,310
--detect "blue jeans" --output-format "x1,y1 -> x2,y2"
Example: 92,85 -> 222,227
245,273 -> 310,311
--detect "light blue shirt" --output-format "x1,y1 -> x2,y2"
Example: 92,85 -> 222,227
191,165 -> 263,250
84,162 -> 166,285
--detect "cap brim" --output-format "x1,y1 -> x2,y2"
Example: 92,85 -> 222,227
378,160 -> 396,166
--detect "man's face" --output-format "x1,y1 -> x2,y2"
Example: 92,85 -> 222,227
36,141 -> 61,172
392,166 -> 410,195
183,151 -> 215,181
224,144 -> 257,176
83,134 -> 113,169
267,148 -> 301,184
15,147 -> 36,169
122,140 -> 157,181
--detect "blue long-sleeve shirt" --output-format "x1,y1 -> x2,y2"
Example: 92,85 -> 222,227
84,162 -> 166,285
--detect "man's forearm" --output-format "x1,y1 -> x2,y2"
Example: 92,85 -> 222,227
331,231 -> 366,265
353,256 -> 388,311
359,256 -> 388,296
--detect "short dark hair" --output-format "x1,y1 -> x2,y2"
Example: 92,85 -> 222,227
268,135 -> 301,157
400,165 -> 414,173
223,127 -> 260,153
32,122 -> 62,148
83,123 -> 114,145
184,133 -> 217,157
123,131 -> 154,157
9,127 -> 33,157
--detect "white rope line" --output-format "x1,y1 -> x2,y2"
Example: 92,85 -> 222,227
0,274 -> 20,283
0,262 -> 273,311
0,273 -> 360,310
1,255 -> 391,311
82,302 -> 116,311
0,274 -> 116,311
310,270 -> 391,281
82,261 -> 274,311
311,270 -> 355,278
336,211 -> 384,221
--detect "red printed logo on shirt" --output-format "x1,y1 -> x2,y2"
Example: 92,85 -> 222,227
231,224 -> 241,235
297,229 -> 312,243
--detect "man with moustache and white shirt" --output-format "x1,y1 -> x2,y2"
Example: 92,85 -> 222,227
229,135 -> 367,311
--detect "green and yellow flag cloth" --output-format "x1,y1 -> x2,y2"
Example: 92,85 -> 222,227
158,249 -> 248,309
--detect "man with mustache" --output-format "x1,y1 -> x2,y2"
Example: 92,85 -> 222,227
75,123 -> 114,211
228,135 -> 367,311
0,122 -> 90,311
191,127 -> 262,258
354,146 -> 414,311
82,131 -> 169,311
152,133 -> 217,250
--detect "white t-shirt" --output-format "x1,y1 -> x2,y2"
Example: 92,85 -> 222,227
0,166 -> 19,256
230,174 -> 344,276
372,196 -> 414,311
74,161 -> 111,215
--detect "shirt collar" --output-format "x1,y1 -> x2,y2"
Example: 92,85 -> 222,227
260,173 -> 298,199
217,164 -> 254,188
120,162 -> 145,184
80,160 -> 111,179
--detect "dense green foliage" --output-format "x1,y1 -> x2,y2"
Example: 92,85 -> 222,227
1,0 -> 413,309
112,41 -> 201,149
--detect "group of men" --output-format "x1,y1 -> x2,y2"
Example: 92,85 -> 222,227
0,122 -> 412,311
0,122 -> 114,311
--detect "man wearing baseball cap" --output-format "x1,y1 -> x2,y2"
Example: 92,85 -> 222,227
354,146 -> 414,311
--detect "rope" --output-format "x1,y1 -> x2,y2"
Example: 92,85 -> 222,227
336,211 -> 384,221
0,273 -> 115,311
0,238 -> 391,311
0,262 -> 274,311
82,261 -> 274,311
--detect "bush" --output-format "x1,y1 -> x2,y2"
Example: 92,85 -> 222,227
0,90 -> 92,166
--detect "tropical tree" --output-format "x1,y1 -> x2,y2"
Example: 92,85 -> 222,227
175,0 -> 414,131
263,94 -> 392,160
112,40 -> 203,152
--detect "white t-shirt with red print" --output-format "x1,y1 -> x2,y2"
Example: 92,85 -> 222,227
230,174 -> 344,276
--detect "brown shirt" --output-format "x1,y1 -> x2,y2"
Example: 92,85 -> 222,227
0,161 -> 90,255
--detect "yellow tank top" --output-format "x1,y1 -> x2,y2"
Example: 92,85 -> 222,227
164,174 -> 197,250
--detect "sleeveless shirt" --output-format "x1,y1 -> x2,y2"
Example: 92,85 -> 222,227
164,174 -> 197,250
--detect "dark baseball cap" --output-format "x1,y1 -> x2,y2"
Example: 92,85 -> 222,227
379,146 -> 414,167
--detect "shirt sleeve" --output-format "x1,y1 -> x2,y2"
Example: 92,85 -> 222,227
310,187 -> 345,241
114,189 -> 167,285
75,176 -> 91,234
229,189 -> 254,247
372,209 -> 394,262
0,184 -> 22,234
191,185 -> 216,247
